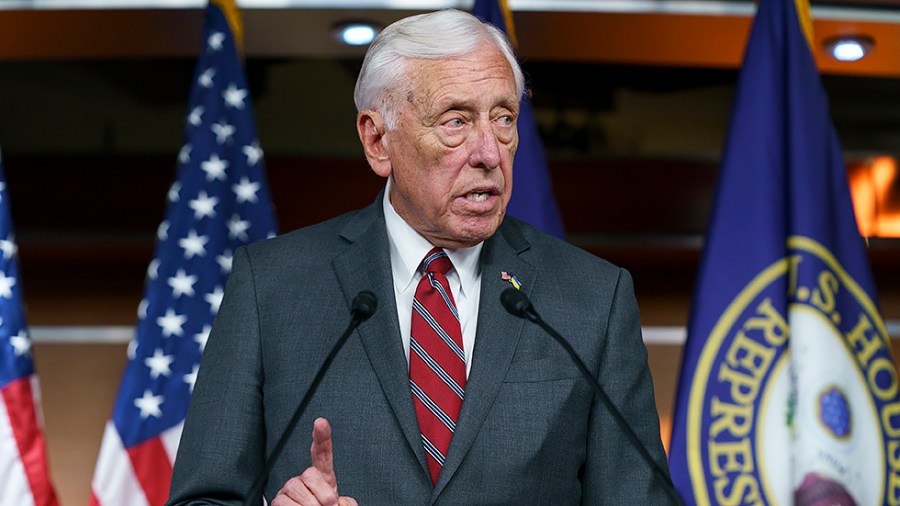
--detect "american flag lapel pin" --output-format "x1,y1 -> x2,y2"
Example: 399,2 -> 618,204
501,271 -> 522,290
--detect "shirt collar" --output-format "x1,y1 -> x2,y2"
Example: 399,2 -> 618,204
383,179 -> 483,296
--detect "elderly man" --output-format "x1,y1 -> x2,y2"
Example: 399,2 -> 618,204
167,9 -> 670,506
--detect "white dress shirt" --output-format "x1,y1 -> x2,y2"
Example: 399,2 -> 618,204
382,179 -> 483,377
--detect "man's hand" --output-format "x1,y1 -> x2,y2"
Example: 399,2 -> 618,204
272,418 -> 358,506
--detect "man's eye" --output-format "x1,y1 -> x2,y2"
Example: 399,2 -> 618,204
444,118 -> 464,128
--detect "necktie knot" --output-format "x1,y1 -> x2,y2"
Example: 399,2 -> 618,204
422,247 -> 452,276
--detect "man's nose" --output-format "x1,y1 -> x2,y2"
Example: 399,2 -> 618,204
468,120 -> 502,170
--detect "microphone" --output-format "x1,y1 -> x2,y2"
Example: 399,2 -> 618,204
350,290 -> 378,322
500,288 -> 684,506
242,291 -> 378,506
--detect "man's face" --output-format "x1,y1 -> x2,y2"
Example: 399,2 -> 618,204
381,45 -> 519,249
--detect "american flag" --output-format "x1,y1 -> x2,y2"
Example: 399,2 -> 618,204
0,149 -> 59,506
89,1 -> 277,504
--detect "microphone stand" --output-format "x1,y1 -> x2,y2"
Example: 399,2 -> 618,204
241,291 -> 377,506
501,288 -> 685,506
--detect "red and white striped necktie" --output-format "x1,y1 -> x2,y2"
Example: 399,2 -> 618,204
409,247 -> 466,485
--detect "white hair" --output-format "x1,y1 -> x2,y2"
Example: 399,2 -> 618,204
353,9 -> 525,130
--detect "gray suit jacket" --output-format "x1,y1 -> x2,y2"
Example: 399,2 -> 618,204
167,195 -> 671,505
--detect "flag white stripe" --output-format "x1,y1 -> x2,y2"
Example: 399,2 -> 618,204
91,421 -> 150,506
160,421 -> 184,462
0,390 -> 37,506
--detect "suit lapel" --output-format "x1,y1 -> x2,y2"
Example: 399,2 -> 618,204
332,203 -> 540,491
432,220 -> 538,498
331,197 -> 429,476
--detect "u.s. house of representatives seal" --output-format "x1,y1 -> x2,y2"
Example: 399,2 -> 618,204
686,236 -> 900,505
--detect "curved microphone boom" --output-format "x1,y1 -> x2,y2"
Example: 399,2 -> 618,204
500,288 -> 684,506
242,291 -> 378,506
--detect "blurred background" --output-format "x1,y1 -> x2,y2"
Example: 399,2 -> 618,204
1,0 -> 899,503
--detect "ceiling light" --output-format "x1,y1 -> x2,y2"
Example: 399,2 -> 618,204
334,22 -> 380,47
825,36 -> 873,62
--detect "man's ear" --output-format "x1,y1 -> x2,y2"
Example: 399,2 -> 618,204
357,111 -> 391,178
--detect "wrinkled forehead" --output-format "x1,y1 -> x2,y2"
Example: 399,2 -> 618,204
393,48 -> 518,108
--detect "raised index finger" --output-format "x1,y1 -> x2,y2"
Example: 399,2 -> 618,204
310,417 -> 335,485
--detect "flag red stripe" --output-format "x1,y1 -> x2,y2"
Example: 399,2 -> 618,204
1,377 -> 59,506
126,436 -> 173,506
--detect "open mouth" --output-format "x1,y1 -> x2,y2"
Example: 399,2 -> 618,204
465,191 -> 491,202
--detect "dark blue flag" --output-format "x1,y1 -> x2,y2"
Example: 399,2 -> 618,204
90,2 -> 277,505
669,0 -> 898,504
472,0 -> 565,239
